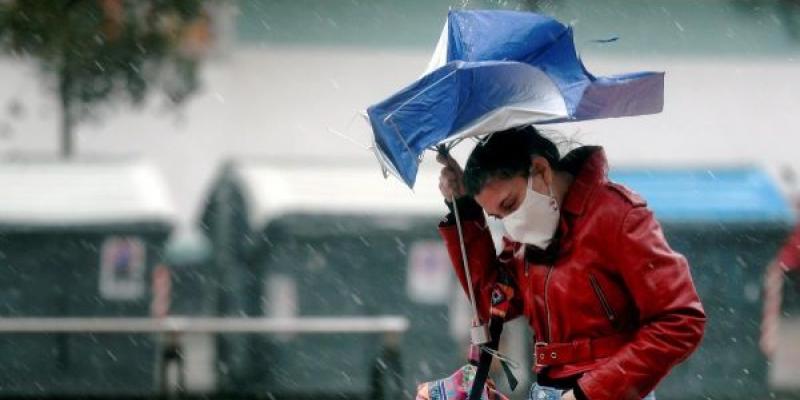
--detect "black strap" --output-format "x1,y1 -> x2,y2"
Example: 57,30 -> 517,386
467,316 -> 504,400
500,357 -> 519,391
468,264 -> 517,400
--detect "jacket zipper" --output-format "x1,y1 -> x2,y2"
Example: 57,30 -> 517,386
543,266 -> 553,342
589,273 -> 618,326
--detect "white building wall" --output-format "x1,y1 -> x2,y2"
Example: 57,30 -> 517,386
1,47 -> 798,229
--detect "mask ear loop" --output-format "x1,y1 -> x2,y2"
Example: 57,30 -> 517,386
547,182 -> 559,211
533,166 -> 559,212
527,169 -> 535,191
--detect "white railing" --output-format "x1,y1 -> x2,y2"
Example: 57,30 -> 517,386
0,316 -> 409,335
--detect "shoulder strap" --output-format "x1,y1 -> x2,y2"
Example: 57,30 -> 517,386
467,316 -> 504,400
467,269 -> 517,399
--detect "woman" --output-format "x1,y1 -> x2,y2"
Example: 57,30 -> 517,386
436,126 -> 706,400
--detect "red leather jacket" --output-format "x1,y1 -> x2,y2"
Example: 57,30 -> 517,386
439,147 -> 706,400
777,223 -> 800,272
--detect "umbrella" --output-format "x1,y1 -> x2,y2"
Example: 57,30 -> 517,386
367,9 -> 664,189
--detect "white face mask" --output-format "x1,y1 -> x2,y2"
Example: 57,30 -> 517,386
502,174 -> 560,249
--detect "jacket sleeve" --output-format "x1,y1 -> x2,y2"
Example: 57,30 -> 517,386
438,198 -> 523,323
577,206 -> 707,400
777,223 -> 800,271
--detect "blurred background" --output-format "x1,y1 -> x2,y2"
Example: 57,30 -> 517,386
0,0 -> 799,399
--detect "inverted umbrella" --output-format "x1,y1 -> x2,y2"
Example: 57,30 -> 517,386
366,10 -> 664,399
367,9 -> 664,189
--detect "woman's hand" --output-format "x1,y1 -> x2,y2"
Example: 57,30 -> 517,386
561,390 -> 577,400
437,152 -> 466,200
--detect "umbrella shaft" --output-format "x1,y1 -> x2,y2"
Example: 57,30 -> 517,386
451,194 -> 481,325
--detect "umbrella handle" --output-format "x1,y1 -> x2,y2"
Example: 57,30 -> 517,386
437,145 -> 489,345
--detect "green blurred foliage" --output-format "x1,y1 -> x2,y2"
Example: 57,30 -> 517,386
0,0 -> 213,154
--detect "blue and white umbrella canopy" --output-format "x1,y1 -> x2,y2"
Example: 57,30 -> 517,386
367,10 -> 665,188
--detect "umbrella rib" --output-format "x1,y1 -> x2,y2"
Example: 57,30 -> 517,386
428,138 -> 463,153
327,127 -> 369,150
385,117 -> 418,167
382,68 -> 459,123
447,138 -> 463,151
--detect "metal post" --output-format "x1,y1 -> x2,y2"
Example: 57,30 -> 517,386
370,331 -> 404,400
160,331 -> 186,398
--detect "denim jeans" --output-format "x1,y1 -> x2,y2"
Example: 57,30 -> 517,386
528,383 -> 656,400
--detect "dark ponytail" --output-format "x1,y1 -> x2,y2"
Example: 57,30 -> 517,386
463,125 -> 560,196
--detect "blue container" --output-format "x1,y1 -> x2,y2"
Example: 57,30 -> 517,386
611,166 -> 793,399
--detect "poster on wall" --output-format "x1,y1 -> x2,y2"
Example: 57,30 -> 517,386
99,236 -> 147,301
407,241 -> 453,305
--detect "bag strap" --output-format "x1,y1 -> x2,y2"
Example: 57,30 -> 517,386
467,316 -> 504,400
467,269 -> 517,399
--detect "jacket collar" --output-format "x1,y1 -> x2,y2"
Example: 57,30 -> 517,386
560,146 -> 608,216
524,146 -> 608,264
